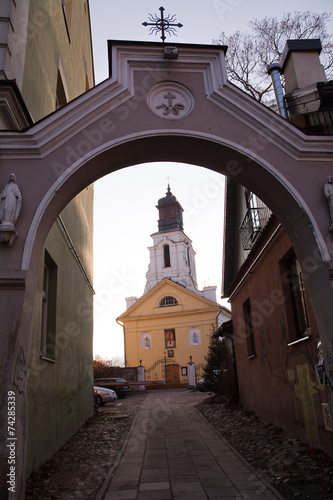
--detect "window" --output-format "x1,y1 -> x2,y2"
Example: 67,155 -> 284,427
285,255 -> 310,341
62,0 -> 72,42
240,191 -> 271,251
41,251 -> 57,360
159,296 -> 178,307
243,299 -> 256,357
240,191 -> 260,250
163,244 -> 171,267
56,70 -> 67,109
246,190 -> 261,232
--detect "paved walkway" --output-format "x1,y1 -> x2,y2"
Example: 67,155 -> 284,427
97,390 -> 285,500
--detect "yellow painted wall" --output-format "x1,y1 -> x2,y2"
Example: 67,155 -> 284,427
22,0 -> 94,122
27,189 -> 94,474
119,280 -> 221,369
23,0 -> 95,478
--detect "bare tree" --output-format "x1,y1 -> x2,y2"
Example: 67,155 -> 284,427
216,11 -> 333,103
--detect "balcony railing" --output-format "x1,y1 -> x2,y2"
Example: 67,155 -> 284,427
240,207 -> 272,250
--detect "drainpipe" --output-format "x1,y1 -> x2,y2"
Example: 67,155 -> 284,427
116,318 -> 126,366
215,306 -> 223,332
267,63 -> 288,119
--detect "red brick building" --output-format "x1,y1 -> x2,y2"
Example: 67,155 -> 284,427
224,213 -> 332,454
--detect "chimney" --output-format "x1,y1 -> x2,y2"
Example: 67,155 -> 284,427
125,296 -> 137,309
202,286 -> 217,302
279,39 -> 332,133
280,39 -> 326,94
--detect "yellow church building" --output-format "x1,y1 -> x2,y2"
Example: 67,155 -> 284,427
117,185 -> 231,385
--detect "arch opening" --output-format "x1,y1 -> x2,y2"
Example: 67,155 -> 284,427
22,132 -> 329,279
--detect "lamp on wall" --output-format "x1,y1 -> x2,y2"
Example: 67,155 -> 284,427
164,46 -> 179,59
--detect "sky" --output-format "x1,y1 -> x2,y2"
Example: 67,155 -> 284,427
89,0 -> 333,362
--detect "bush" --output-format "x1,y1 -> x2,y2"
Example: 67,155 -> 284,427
202,335 -> 227,394
93,355 -> 124,379
202,334 -> 238,402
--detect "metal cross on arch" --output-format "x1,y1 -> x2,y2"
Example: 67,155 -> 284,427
142,6 -> 183,42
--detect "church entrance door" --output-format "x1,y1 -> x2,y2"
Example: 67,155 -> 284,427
166,364 -> 180,385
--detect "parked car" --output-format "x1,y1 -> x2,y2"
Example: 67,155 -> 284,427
94,386 -> 117,406
94,378 -> 131,398
197,378 -> 206,391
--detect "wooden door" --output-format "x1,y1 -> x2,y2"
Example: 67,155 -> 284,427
166,364 -> 180,383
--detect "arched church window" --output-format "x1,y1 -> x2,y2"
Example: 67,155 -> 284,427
163,244 -> 171,267
159,296 -> 178,307
187,247 -> 191,268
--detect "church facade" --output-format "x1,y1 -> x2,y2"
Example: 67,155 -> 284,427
117,186 -> 231,382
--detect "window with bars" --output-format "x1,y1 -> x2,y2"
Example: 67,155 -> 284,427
240,191 -> 271,251
41,251 -> 58,360
286,256 -> 310,340
159,296 -> 178,307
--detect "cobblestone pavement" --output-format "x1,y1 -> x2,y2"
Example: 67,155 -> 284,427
25,393 -> 147,499
25,390 -> 333,499
98,389 -> 283,499
197,397 -> 333,500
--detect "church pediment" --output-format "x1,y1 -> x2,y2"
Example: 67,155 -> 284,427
117,278 -> 220,321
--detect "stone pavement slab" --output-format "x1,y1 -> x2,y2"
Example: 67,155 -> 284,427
97,389 -> 285,500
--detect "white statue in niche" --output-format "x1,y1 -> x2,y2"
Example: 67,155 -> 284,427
0,174 -> 22,230
189,328 -> 200,345
141,333 -> 151,349
324,175 -> 333,232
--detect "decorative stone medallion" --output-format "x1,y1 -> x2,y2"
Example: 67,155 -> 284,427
147,82 -> 194,120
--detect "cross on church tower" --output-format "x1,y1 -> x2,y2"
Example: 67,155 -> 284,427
142,7 -> 183,43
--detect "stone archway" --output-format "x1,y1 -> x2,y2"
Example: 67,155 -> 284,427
1,41 -> 333,498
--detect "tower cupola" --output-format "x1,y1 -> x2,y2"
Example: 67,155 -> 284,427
157,184 -> 183,232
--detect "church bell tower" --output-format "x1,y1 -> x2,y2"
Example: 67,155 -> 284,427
144,185 -> 199,293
